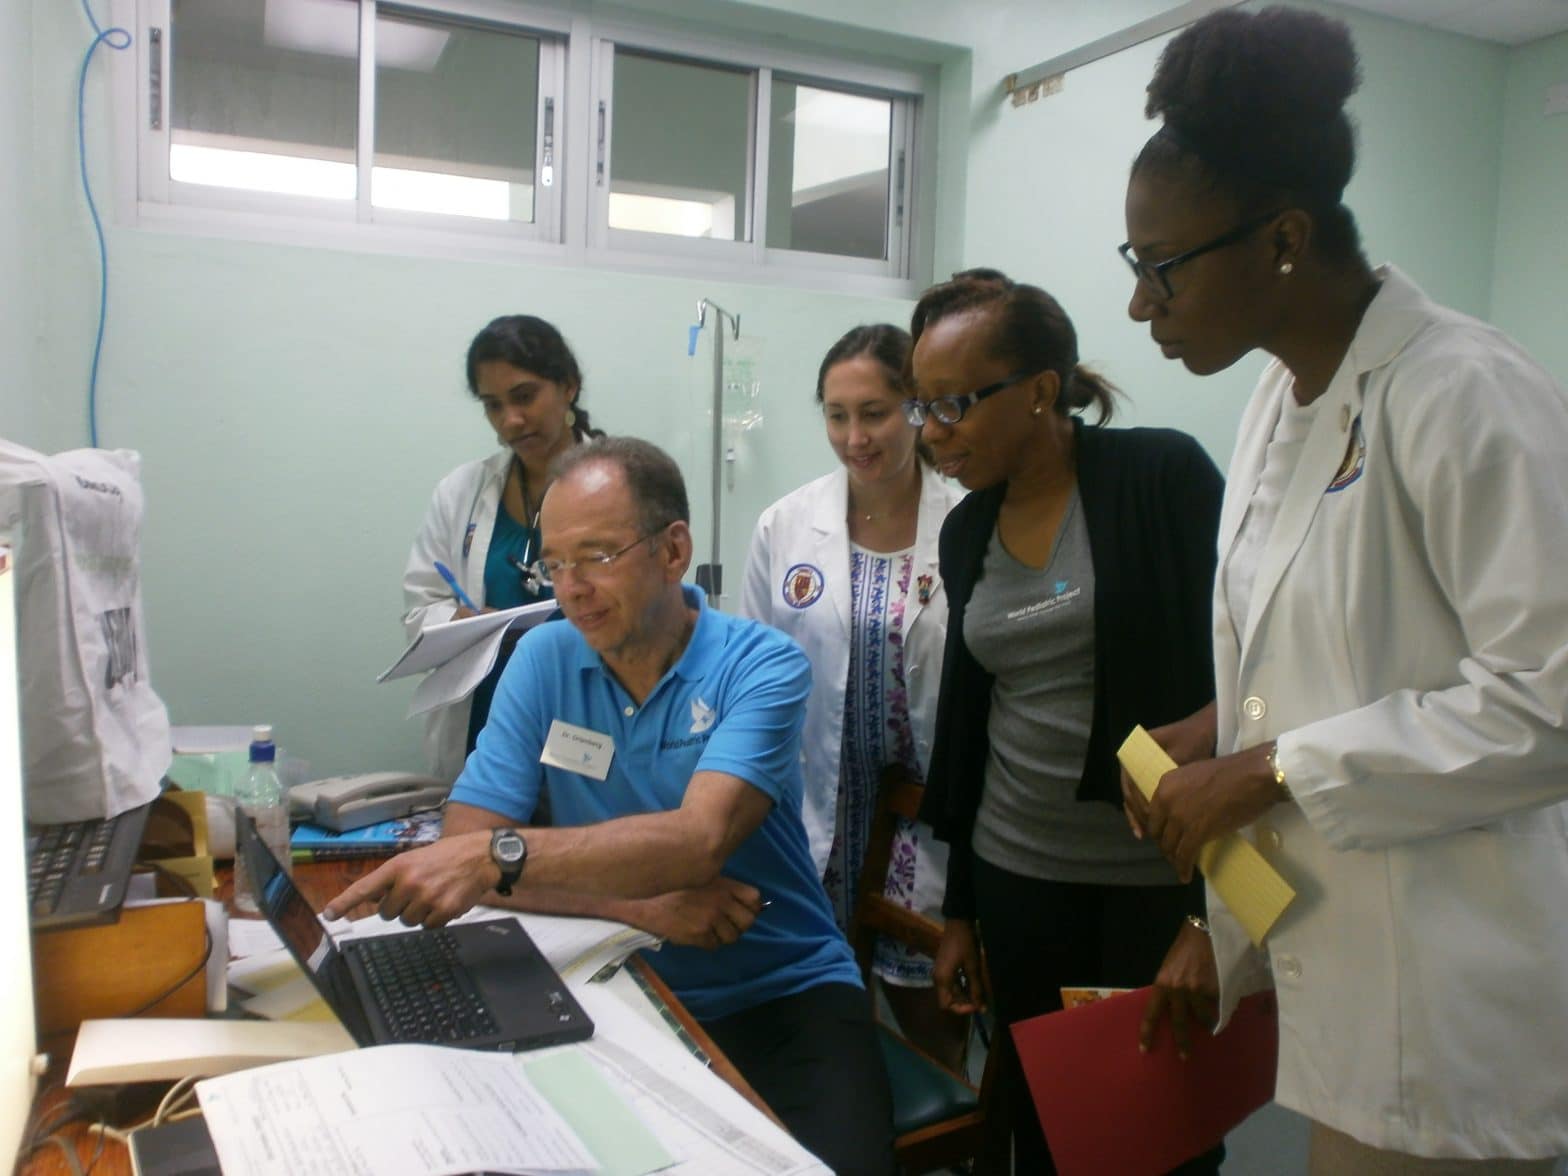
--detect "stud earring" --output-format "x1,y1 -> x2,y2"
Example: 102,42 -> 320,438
1279,262 -> 1294,275
1032,405 -> 1043,417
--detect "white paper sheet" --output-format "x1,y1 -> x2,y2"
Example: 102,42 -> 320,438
406,624 -> 512,716
570,983 -> 831,1176
378,600 -> 558,682
197,1043 -> 596,1176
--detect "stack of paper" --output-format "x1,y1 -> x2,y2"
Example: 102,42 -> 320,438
197,968 -> 833,1176
378,600 -> 558,714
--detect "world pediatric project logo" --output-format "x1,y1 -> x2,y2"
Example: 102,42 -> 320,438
1008,579 -> 1081,622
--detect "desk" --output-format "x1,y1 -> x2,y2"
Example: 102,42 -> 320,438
18,859 -> 775,1175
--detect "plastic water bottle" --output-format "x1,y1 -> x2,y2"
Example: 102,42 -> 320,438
233,724 -> 290,914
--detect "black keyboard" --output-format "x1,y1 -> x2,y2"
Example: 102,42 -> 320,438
351,930 -> 500,1043
26,801 -> 152,932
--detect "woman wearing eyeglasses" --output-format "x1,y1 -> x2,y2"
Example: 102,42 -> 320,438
911,272 -> 1224,1173
739,324 -> 969,1068
402,315 -> 605,783
1122,9 -> 1568,1171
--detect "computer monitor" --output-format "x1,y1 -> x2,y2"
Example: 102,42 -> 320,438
0,546 -> 41,1165
0,442 -> 170,823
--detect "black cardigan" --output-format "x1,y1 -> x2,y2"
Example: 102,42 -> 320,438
919,421 -> 1224,919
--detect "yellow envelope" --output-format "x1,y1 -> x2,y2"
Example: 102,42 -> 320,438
1117,726 -> 1295,947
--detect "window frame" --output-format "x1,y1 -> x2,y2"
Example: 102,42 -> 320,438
112,0 -> 933,293
126,0 -> 568,243
586,20 -> 922,282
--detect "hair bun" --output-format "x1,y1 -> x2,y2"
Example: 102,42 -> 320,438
1146,6 -> 1361,200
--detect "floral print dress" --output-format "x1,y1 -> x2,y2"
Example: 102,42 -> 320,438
821,543 -> 933,984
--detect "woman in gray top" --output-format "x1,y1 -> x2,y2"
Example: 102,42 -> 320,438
910,271 -> 1224,1174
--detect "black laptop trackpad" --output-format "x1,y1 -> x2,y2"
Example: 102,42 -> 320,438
457,918 -> 596,1051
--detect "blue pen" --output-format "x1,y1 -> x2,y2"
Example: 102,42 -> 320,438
434,561 -> 480,612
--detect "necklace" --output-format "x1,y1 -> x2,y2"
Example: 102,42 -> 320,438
850,499 -> 915,523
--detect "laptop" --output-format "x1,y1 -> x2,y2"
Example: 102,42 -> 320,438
236,811 -> 593,1052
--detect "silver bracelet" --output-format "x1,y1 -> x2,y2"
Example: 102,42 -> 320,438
1185,914 -> 1211,935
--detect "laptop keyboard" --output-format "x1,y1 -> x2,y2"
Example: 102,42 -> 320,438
353,930 -> 501,1043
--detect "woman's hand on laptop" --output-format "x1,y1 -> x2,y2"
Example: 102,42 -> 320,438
324,834 -> 496,927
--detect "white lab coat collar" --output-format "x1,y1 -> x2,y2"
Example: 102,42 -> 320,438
1222,265 -> 1425,661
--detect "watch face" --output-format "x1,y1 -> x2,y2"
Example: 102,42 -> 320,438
493,831 -> 526,864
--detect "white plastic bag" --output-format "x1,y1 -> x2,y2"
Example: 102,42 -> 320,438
0,439 -> 170,821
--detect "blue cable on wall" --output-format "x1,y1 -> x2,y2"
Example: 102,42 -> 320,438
77,0 -> 133,448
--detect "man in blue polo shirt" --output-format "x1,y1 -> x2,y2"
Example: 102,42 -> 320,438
329,437 -> 895,1176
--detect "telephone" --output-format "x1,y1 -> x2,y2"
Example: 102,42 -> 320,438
289,772 -> 449,832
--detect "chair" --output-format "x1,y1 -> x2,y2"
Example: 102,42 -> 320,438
850,766 -> 1008,1175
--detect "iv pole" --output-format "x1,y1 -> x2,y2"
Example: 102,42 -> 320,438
690,298 -> 740,607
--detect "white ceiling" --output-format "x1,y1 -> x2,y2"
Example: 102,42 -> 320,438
1334,0 -> 1568,47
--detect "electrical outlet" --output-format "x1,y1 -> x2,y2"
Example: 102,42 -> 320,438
1546,82 -> 1568,116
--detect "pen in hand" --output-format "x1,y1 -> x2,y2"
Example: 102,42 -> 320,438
434,561 -> 480,613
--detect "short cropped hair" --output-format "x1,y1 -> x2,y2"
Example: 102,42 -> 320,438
551,436 -> 690,536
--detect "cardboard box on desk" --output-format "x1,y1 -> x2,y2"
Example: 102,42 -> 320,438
32,901 -> 209,1041
140,789 -> 215,898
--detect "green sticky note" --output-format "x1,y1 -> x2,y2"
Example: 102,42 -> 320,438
166,750 -> 250,798
523,1049 -> 673,1176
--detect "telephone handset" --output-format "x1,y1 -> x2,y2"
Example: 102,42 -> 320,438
289,772 -> 449,832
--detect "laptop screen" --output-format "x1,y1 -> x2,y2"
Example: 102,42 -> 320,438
236,811 -> 366,1040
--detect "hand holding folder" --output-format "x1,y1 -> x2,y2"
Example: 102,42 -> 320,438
1012,987 -> 1278,1176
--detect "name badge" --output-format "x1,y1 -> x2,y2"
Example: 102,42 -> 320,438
540,719 -> 615,780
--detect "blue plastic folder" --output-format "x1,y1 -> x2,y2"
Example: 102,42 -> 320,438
1011,987 -> 1278,1176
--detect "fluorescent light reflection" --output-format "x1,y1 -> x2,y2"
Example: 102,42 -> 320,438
171,144 -> 523,220
609,191 -> 734,239
372,167 -> 513,220
170,143 -> 354,200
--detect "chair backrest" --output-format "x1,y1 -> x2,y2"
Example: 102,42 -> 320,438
849,766 -> 1008,1175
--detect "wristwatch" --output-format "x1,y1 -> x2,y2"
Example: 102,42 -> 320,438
489,828 -> 528,897
1266,742 -> 1293,802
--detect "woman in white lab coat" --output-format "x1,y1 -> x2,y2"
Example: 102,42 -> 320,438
403,316 -> 603,783
1121,9 -> 1568,1171
740,323 -> 967,1065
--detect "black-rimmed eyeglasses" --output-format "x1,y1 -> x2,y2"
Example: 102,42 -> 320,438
530,525 -> 670,588
1118,209 -> 1284,301
901,371 -> 1042,428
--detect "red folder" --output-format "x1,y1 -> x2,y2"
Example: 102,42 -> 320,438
1011,987 -> 1278,1176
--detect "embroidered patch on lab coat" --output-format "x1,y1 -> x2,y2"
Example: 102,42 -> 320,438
1326,415 -> 1366,493
781,563 -> 825,609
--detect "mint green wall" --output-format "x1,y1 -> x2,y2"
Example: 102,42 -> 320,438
1491,30 -> 1568,382
23,0 -> 916,780
14,0 -> 1553,780
2,2 -> 37,443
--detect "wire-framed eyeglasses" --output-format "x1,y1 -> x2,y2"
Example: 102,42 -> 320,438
530,525 -> 670,588
901,370 -> 1042,428
1118,209 -> 1284,301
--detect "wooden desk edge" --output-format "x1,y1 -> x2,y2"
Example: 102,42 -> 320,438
627,954 -> 784,1130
